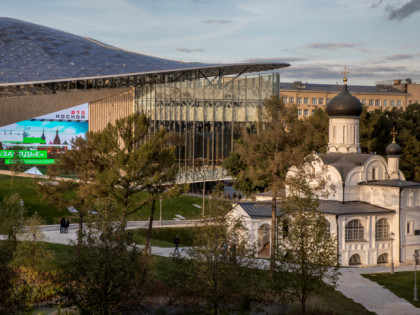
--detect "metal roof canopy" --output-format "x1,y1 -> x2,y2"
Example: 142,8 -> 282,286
0,17 -> 289,94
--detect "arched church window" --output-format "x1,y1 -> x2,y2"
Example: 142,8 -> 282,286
375,219 -> 390,240
345,220 -> 364,241
377,253 -> 388,264
349,254 -> 361,265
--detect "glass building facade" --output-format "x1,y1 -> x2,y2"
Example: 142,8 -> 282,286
135,73 -> 280,183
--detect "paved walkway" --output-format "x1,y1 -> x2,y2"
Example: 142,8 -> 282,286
337,266 -> 419,315
3,227 -> 420,315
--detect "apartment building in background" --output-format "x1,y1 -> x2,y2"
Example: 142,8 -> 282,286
280,79 -> 420,117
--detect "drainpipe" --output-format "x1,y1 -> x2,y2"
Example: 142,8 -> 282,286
336,214 -> 340,265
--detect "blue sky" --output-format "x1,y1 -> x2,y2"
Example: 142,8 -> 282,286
1,0 -> 420,85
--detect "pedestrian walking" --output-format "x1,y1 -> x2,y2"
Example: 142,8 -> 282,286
64,218 -> 70,233
59,217 -> 65,233
174,235 -> 180,254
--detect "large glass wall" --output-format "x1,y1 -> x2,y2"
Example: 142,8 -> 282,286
135,73 -> 279,182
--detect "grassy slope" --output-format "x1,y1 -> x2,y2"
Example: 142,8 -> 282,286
0,174 -> 205,224
0,174 -> 62,224
363,271 -> 420,308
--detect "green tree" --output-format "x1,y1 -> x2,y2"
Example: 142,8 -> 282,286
10,214 -> 59,309
0,193 -> 25,243
224,96 -> 320,275
168,195 -> 259,314
39,134 -> 100,247
276,167 -> 339,314
60,198 -> 151,314
12,213 -> 53,271
9,148 -> 24,187
0,240 -> 17,313
91,113 -> 181,252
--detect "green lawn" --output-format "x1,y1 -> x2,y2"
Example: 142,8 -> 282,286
308,288 -> 375,315
131,226 -> 195,247
363,271 -> 420,308
0,174 -> 62,224
0,174 -> 205,224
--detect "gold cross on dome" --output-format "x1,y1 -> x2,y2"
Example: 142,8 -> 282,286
341,66 -> 349,86
390,126 -> 398,143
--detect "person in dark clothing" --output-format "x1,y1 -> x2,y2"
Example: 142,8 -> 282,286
60,217 -> 65,233
64,218 -> 70,233
174,235 -> 180,254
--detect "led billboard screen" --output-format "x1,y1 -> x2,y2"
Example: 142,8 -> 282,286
0,103 -> 89,166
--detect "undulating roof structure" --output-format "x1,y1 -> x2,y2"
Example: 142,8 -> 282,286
0,17 -> 289,126
0,17 -> 289,86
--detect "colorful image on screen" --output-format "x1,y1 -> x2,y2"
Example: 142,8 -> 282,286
0,103 -> 88,166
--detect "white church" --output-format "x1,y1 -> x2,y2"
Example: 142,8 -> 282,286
232,77 -> 420,267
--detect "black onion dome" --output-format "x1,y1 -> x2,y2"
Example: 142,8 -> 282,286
386,141 -> 402,156
326,85 -> 363,117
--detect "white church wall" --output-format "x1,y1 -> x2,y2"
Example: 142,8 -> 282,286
338,214 -> 397,267
400,205 -> 420,262
359,186 -> 399,211
363,156 -> 388,181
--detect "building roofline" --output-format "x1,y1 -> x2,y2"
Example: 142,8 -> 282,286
0,63 -> 290,87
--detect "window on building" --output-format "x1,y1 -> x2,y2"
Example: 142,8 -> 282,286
375,218 -> 389,240
391,100 -> 396,107
397,100 -> 402,107
297,97 -> 302,104
361,99 -> 367,105
298,109 -> 302,116
375,99 -> 380,106
289,96 -> 295,104
377,253 -> 388,264
312,98 -> 317,105
369,99 -> 374,106
383,100 -> 388,107
415,230 -> 420,236
303,97 -> 309,105
407,221 -> 414,235
349,254 -> 361,265
345,219 -> 364,241
282,96 -> 288,104
304,109 -> 309,116
409,100 -> 413,105
318,98 -> 324,105
325,219 -> 331,234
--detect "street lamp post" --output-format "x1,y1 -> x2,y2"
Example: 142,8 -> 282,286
414,251 -> 419,301
19,199 -> 24,225
389,231 -> 395,274
159,197 -> 163,226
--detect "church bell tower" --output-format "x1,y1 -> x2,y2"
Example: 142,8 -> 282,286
326,68 -> 363,154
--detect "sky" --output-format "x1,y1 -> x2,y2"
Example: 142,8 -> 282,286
1,0 -> 420,85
